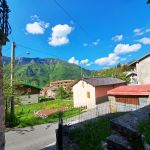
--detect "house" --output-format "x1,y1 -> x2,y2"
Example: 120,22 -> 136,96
40,80 -> 75,99
128,53 -> 150,84
16,83 -> 41,105
73,77 -> 126,109
126,71 -> 138,85
108,85 -> 150,113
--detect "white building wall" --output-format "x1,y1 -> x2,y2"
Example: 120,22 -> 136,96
136,57 -> 150,84
20,94 -> 39,105
73,80 -> 96,109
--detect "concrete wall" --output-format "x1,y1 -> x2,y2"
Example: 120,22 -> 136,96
20,94 -> 39,105
73,80 -> 96,109
109,95 -> 150,113
46,89 -> 56,99
136,56 -> 150,84
40,88 -> 56,99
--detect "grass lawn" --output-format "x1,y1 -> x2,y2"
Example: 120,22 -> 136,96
14,100 -> 79,128
68,113 -> 126,150
138,118 -> 150,144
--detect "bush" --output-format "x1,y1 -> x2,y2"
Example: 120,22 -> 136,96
55,87 -> 68,100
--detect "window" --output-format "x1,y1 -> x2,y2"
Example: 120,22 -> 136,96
87,91 -> 90,98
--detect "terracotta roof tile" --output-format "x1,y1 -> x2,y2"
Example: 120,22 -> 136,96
108,85 -> 150,96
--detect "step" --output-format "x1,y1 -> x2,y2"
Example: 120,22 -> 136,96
106,134 -> 132,150
110,105 -> 150,139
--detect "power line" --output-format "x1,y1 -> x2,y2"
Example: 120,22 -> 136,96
54,0 -> 91,39
16,43 -> 61,58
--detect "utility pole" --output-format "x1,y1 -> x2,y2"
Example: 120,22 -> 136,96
80,66 -> 83,79
10,42 -> 16,124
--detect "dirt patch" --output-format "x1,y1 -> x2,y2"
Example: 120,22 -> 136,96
34,107 -> 68,118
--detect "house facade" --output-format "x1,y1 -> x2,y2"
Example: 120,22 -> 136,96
16,83 -> 41,105
128,53 -> 150,85
73,77 -> 125,109
40,80 -> 75,99
108,85 -> 150,113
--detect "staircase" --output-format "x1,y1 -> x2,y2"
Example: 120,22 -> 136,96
106,105 -> 150,150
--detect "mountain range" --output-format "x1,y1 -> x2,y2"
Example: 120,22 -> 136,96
3,56 -> 92,87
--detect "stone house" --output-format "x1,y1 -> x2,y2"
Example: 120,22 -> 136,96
16,83 -> 41,105
40,80 -> 75,99
73,77 -> 125,109
108,85 -> 150,113
128,53 -> 150,84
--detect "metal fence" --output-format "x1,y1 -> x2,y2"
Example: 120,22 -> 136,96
56,101 -> 149,150
63,101 -> 149,126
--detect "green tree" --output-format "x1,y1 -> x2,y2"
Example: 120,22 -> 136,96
55,87 -> 68,100
3,65 -> 21,127
91,65 -> 131,83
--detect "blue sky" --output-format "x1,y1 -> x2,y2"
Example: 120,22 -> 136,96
2,0 -> 150,70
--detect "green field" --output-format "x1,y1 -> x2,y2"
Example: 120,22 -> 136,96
13,100 -> 79,128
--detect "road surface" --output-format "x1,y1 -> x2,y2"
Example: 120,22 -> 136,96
6,102 -> 109,150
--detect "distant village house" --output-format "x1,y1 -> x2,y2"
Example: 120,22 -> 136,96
108,85 -> 150,113
40,80 -> 75,99
128,53 -> 150,85
16,83 -> 41,105
73,77 -> 126,109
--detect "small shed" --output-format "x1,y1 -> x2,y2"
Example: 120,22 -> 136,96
16,83 -> 41,105
108,85 -> 150,113
73,77 -> 125,109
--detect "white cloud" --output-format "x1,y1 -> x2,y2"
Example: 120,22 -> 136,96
80,59 -> 89,65
68,57 -> 79,65
86,63 -> 92,66
80,59 -> 92,66
137,37 -> 150,44
95,53 -> 119,66
48,24 -> 73,46
133,28 -> 144,36
83,43 -> 88,47
83,39 -> 100,47
26,15 -> 49,35
103,67 -> 110,70
120,58 -> 127,61
146,29 -> 150,33
92,39 -> 100,46
114,43 -> 141,54
112,35 -> 123,42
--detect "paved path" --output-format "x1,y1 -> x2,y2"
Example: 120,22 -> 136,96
6,102 -> 109,150
6,123 -> 57,150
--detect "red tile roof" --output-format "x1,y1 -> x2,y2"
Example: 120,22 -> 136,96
107,85 -> 150,96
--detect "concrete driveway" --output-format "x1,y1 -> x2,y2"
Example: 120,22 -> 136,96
5,123 -> 57,150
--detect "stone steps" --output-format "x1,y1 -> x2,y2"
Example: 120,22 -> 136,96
106,105 -> 150,150
106,134 -> 132,150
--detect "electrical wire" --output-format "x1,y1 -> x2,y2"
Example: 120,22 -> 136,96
16,43 -> 61,59
54,0 -> 91,39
